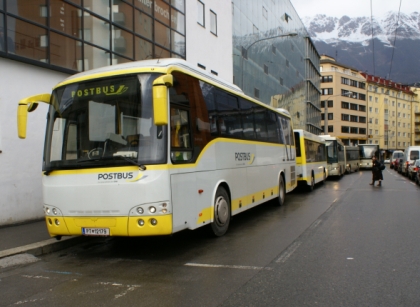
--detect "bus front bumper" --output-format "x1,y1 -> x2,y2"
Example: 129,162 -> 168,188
45,215 -> 173,237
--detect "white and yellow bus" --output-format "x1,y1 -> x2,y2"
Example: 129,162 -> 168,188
17,59 -> 297,238
344,145 -> 360,173
358,144 -> 380,169
319,135 -> 346,177
293,130 -> 327,191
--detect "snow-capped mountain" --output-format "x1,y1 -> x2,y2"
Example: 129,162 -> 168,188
303,12 -> 420,84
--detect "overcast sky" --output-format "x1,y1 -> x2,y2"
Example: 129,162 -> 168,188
290,0 -> 420,18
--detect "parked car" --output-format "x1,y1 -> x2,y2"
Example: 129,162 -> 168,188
397,158 -> 404,174
408,159 -> 420,181
384,159 -> 390,164
390,150 -> 404,169
415,165 -> 420,185
401,146 -> 420,177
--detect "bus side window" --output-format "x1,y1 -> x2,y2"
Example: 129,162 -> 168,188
239,98 -> 256,140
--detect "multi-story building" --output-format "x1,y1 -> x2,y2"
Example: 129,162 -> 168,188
320,55 -> 367,145
410,86 -> 420,146
231,0 -> 321,134
361,73 -> 416,156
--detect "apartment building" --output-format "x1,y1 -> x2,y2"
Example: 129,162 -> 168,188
320,55 -> 367,145
361,73 -> 417,155
410,87 -> 420,146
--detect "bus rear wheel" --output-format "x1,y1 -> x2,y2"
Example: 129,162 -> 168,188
307,174 -> 315,192
210,187 -> 231,237
276,176 -> 285,206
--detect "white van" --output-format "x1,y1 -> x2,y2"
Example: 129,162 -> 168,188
390,150 -> 404,169
401,146 -> 420,176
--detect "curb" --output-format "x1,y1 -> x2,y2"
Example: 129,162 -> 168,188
0,236 -> 87,259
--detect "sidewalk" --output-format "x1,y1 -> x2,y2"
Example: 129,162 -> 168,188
0,219 -> 84,259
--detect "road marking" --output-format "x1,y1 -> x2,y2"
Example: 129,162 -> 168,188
44,270 -> 82,275
96,282 -> 141,299
22,275 -> 50,279
184,263 -> 272,270
308,219 -> 322,230
276,241 -> 302,263
14,298 -> 45,305
347,257 -> 354,260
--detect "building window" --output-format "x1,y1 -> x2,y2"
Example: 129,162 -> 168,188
342,102 -> 349,109
341,77 -> 349,85
375,119 -> 378,124
342,126 -> 350,133
321,114 -> 325,120
197,1 -> 205,26
322,88 -> 333,95
350,127 -> 358,133
328,126 -> 334,132
350,115 -> 358,122
328,113 -> 333,120
254,88 -> 260,98
321,76 -> 333,82
210,10 -> 217,35
359,128 -> 366,134
359,105 -> 366,112
342,114 -> 349,121
359,116 -> 366,123
350,103 -> 358,110
359,94 -> 366,101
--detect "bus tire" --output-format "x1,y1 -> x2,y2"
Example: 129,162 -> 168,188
276,175 -> 285,206
210,187 -> 231,237
307,173 -> 315,192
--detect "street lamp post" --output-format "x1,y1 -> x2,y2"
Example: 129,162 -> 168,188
240,32 -> 297,90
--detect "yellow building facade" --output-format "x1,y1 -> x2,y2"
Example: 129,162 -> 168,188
362,73 -> 417,155
320,55 -> 367,145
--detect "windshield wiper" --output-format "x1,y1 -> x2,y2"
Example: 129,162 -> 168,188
78,155 -> 146,170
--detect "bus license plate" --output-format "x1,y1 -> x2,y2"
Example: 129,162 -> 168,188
82,228 -> 110,236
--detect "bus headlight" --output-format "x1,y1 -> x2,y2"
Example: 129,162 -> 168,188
52,208 -> 58,215
136,207 -> 144,214
149,206 -> 156,213
150,218 -> 157,226
45,207 -> 50,215
138,219 -> 145,226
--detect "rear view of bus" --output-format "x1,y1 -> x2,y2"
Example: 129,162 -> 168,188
17,59 -> 297,239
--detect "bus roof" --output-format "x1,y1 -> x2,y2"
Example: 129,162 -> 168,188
294,129 -> 325,144
54,58 -> 292,119
58,58 -> 242,93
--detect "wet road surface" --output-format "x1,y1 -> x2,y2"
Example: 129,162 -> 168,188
1,167 -> 419,307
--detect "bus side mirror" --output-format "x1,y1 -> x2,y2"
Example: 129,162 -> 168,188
152,74 -> 173,126
17,93 -> 51,139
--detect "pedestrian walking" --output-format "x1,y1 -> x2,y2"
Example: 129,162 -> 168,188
369,156 -> 383,186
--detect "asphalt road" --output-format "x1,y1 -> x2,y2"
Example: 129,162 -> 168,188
1,167 -> 419,307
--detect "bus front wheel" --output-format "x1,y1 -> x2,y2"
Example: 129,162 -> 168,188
210,187 -> 231,237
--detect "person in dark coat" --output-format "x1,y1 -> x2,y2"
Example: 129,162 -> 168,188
369,156 -> 383,186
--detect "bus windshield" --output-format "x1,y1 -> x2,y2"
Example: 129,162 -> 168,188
325,140 -> 337,164
359,145 -> 379,159
44,73 -> 166,171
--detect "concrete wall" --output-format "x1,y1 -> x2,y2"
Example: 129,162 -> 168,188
185,0 -> 233,83
0,58 -> 68,226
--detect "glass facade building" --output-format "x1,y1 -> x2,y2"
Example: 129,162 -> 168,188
231,0 -> 321,134
0,0 -> 185,73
